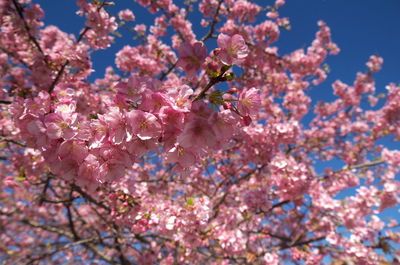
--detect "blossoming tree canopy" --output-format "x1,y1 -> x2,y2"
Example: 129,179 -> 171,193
0,0 -> 400,264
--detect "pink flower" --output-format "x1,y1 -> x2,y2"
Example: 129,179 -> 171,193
89,118 -> 108,147
240,115 -> 252,126
57,140 -> 88,163
0,0 -> 10,16
127,110 -> 162,140
217,33 -> 249,65
166,144 -> 196,168
140,91 -> 172,113
17,114 -> 49,148
98,153 -> 131,182
159,106 -> 185,137
177,117 -> 216,148
237,87 -> 261,117
50,157 -> 78,181
379,182 -> 398,211
126,138 -> 158,157
23,91 -> 51,116
275,0 -> 285,8
102,107 -> 128,145
134,24 -> 146,35
264,252 -> 279,265
115,74 -> 146,102
209,110 -> 239,139
176,41 -> 207,77
118,9 -> 135,21
366,55 -> 383,72
44,104 -> 77,140
168,85 -> 193,111
77,154 -> 101,192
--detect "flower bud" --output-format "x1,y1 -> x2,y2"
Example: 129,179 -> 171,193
224,72 -> 235,81
241,115 -> 252,126
208,61 -> 219,72
213,48 -> 221,56
226,88 -> 237,94
223,102 -> 232,110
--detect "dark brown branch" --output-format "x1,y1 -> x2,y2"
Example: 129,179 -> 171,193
159,61 -> 177,81
0,136 -> 25,147
0,46 -> 29,67
38,175 -> 51,206
26,237 -> 99,264
21,219 -> 115,264
348,159 -> 384,170
48,0 -> 106,93
39,198 -> 75,204
65,191 -> 79,240
71,184 -> 111,213
114,235 -> 132,265
201,0 -> 224,42
192,65 -> 231,101
279,236 -> 325,250
12,0 -> 46,58
256,200 -> 290,215
48,61 -> 69,94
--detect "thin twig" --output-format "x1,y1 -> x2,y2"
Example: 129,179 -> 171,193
201,0 -> 224,42
159,61 -> 177,81
48,0 -> 106,93
192,65 -> 231,101
12,0 -> 47,59
71,184 -> 111,213
348,159 -> 384,170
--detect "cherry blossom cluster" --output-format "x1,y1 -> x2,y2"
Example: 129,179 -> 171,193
1,0 -> 400,264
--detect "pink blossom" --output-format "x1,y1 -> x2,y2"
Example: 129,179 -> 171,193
229,0 -> 261,22
134,24 -> 147,35
177,41 -> 207,77
159,106 -> 185,138
140,91 -> 172,113
177,117 -> 216,148
82,3 -> 118,49
217,33 -> 249,65
17,114 -> 49,148
209,110 -> 239,139
166,144 -> 196,168
237,87 -> 261,117
23,91 -> 51,116
98,156 -> 130,182
366,55 -> 383,72
0,0 -> 10,15
57,140 -> 88,163
275,0 -> 285,8
77,154 -> 101,192
118,9 -> 135,21
254,21 -> 279,43
102,107 -> 128,145
115,74 -> 146,102
168,85 -> 193,111
127,110 -> 162,140
44,104 -> 77,140
89,118 -> 108,147
49,157 -> 79,181
126,137 -> 157,157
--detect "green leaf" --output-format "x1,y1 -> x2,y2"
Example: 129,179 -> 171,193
186,197 -> 195,206
17,167 -> 26,182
